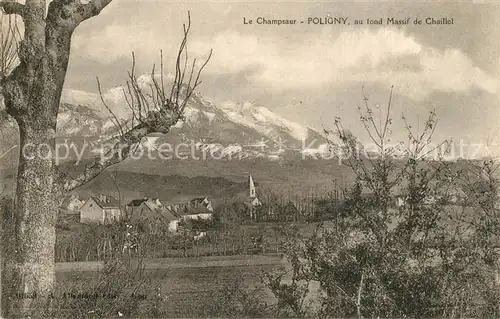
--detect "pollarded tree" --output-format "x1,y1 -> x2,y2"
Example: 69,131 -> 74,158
0,0 -> 211,315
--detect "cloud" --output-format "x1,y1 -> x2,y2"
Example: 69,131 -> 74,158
72,23 -> 165,64
73,24 -> 497,100
189,28 -> 496,99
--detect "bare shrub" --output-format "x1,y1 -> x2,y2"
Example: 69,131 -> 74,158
265,87 -> 500,318
36,253 -> 169,318
200,278 -> 271,318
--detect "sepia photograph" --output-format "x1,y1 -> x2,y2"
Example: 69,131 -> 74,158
0,0 -> 499,317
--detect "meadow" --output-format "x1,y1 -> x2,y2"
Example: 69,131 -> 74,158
55,255 -> 293,317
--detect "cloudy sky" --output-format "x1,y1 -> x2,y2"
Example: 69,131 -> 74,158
65,0 -> 500,152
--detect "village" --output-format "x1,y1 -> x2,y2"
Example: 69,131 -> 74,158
54,170 -> 480,262
57,174 -> 262,233
58,172 -> 476,229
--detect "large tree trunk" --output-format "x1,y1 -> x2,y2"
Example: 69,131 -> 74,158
2,54 -> 65,316
1,15 -> 70,317
0,0 -> 113,316
3,123 -> 58,316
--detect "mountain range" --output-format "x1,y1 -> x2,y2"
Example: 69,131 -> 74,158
56,75 -> 329,160
2,76 -> 482,201
0,76 -> 344,200
2,78 -> 331,157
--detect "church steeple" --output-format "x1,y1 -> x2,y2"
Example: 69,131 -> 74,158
249,174 -> 256,198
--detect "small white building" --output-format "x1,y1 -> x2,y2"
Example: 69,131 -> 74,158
189,197 -> 214,213
166,197 -> 214,220
60,194 -> 85,211
80,194 -> 122,224
58,194 -> 85,223
394,194 -> 438,207
165,197 -> 214,232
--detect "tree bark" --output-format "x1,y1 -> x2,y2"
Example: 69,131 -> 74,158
2,69 -> 66,315
1,3 -> 72,315
3,125 -> 58,316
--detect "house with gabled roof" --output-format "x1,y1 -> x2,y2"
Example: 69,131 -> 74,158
189,197 -> 214,213
165,196 -> 214,220
60,194 -> 85,212
126,197 -> 163,218
80,194 -> 122,224
126,197 -> 180,233
58,194 -> 84,223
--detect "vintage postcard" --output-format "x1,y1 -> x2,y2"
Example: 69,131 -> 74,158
0,0 -> 499,317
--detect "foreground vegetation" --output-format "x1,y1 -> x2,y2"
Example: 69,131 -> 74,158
262,91 -> 500,318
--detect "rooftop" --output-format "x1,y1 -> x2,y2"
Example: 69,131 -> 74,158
90,195 -> 120,209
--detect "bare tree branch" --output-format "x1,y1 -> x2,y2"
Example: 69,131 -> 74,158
56,11 -> 212,193
74,0 -> 112,23
381,85 -> 393,138
46,0 -> 112,31
97,76 -> 124,137
56,126 -> 146,192
0,16 -> 20,79
0,12 -> 21,125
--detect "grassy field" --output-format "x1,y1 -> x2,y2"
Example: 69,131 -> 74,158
55,254 -> 288,272
54,221 -> 323,262
55,255 -> 294,317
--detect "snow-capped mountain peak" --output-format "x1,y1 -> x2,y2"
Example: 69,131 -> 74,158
218,100 -> 309,142
52,75 -> 323,160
